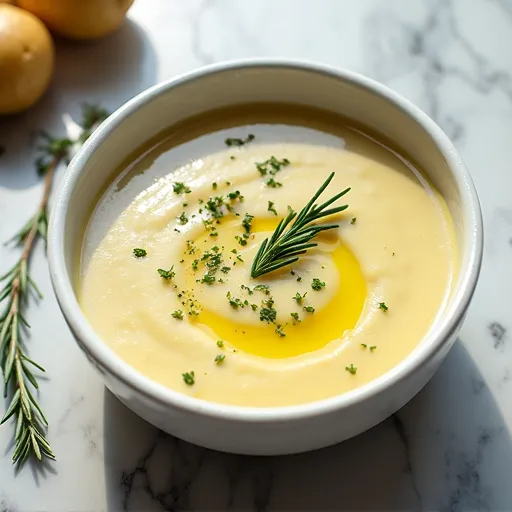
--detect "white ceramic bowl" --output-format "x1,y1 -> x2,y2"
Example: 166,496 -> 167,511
48,60 -> 483,455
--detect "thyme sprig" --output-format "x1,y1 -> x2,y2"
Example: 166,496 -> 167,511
0,103 -> 108,467
250,173 -> 350,278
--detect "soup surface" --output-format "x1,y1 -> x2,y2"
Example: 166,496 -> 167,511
79,106 -> 456,406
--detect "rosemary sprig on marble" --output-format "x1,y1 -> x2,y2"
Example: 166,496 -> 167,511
0,104 -> 108,467
250,172 -> 350,278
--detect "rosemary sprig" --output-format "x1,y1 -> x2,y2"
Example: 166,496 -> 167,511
0,104 -> 108,467
250,172 -> 350,278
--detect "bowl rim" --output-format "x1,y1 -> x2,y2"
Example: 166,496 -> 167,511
48,58 -> 483,422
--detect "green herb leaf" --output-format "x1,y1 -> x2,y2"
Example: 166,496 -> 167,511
256,156 -> 290,176
215,354 -> 226,364
260,307 -> 277,324
235,235 -> 247,247
225,134 -> 255,147
200,273 -> 216,285
173,182 -> 191,194
158,267 -> 175,280
172,310 -> 184,320
275,325 -> 286,337
303,306 -> 315,313
266,178 -> 282,188
254,284 -> 270,295
250,173 -> 350,278
378,302 -> 388,312
293,292 -> 307,305
311,278 -> 326,291
133,248 -> 147,258
268,201 -> 278,216
242,213 -> 254,234
0,103 -> 107,468
345,364 -> 357,375
182,371 -> 195,385
216,340 -> 224,348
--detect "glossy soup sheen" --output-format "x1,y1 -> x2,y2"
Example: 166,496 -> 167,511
79,104 -> 456,407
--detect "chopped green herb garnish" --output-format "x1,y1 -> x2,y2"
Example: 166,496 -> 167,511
241,284 -> 254,295
225,134 -> 255,147
178,212 -> 188,225
266,178 -> 282,188
361,343 -> 368,349
262,296 -> 274,308
275,325 -> 286,337
350,217 -> 357,225
158,266 -> 175,280
215,354 -> 226,364
254,284 -> 270,295
227,292 -> 244,309
378,302 -> 388,312
230,156 -> 236,160
256,156 -> 290,176
182,371 -> 195,385
242,213 -> 254,234
268,201 -> 278,216
133,248 -> 147,258
303,306 -> 315,313
260,307 -> 277,324
228,190 -> 243,201
173,182 -> 191,194
370,346 -> 377,352
290,312 -> 301,323
186,240 -> 197,254
221,266 -> 231,274
235,235 -> 247,246
192,259 -> 199,271
217,340 -> 224,348
236,255 -> 244,263
212,182 -> 218,190
311,278 -> 326,291
200,272 -> 216,285
205,196 -> 225,219
172,310 -> 184,320
293,292 -> 307,305
345,364 -> 357,375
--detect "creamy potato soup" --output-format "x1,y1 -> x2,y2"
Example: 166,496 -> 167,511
79,105 -> 456,407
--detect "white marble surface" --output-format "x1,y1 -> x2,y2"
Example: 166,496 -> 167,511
1,0 -> 512,510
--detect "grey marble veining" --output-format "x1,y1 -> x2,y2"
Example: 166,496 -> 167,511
1,0 -> 512,510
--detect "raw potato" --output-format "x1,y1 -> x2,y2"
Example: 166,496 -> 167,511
0,5 -> 54,115
18,0 -> 135,40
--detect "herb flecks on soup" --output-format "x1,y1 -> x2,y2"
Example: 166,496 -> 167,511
80,120 -> 455,407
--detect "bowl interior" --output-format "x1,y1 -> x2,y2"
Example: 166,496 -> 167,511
54,63 -> 480,413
